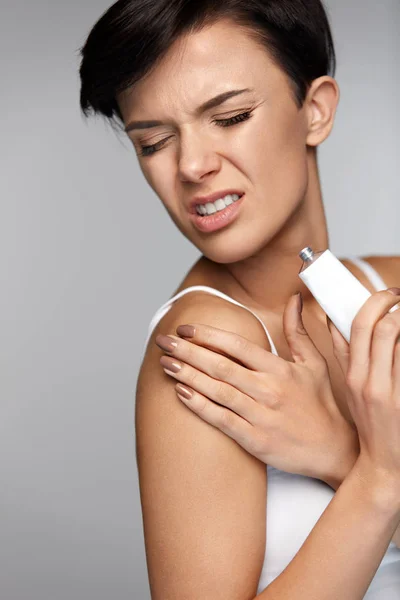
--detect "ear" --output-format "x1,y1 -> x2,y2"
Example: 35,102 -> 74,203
305,76 -> 340,147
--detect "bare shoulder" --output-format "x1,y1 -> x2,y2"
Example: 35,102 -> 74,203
135,291 -> 269,599
362,255 -> 400,289
140,288 -> 272,377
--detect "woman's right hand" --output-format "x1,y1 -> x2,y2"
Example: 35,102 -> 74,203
327,287 -> 400,494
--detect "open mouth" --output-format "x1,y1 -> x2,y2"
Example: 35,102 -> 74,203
194,193 -> 244,217
190,193 -> 245,233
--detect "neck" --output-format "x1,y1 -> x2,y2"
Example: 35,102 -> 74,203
209,150 -> 329,314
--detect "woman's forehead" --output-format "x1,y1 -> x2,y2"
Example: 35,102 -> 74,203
118,22 -> 283,117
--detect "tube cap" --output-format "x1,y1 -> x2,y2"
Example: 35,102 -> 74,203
299,247 -> 314,261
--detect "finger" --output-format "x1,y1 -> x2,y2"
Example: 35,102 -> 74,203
327,316 -> 350,377
391,334 -> 400,400
174,322 -> 287,374
368,313 -> 400,401
159,354 -> 261,424
175,384 -> 262,456
283,293 -> 328,370
156,333 -> 264,399
347,290 -> 400,388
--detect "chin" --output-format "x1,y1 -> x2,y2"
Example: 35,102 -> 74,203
196,237 -> 263,265
180,215 -> 272,264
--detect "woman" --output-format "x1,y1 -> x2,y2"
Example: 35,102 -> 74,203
79,1 -> 400,597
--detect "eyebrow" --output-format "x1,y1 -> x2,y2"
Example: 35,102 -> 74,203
124,88 -> 254,133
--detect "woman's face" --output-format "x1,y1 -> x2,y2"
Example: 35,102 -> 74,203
118,18 -> 313,264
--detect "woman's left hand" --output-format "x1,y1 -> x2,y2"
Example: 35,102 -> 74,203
155,293 -> 359,483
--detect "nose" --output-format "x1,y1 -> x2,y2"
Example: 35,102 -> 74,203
178,129 -> 221,183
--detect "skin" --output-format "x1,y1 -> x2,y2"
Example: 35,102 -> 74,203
117,17 -> 339,303
117,17 -> 338,311
121,18 -> 400,560
118,19 -> 399,427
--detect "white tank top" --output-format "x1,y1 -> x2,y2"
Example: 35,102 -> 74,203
142,256 -> 400,597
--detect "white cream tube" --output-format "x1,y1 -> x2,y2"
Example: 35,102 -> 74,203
298,248 -> 398,343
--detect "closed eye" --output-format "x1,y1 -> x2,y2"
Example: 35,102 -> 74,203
138,110 -> 253,157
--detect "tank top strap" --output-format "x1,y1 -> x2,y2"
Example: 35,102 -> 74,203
345,256 -> 388,291
143,285 -> 279,357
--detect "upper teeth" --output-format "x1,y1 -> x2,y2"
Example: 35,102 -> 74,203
196,193 -> 241,215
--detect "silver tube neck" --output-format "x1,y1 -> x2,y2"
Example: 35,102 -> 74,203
299,247 -> 314,261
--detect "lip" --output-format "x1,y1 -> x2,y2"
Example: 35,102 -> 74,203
188,190 -> 244,213
189,194 -> 245,233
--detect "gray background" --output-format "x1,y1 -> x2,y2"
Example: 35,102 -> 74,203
1,0 -> 399,598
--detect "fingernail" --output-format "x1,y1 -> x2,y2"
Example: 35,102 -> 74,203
387,287 -> 400,296
160,355 -> 182,373
297,292 -> 303,314
176,324 -> 195,338
176,384 -> 193,400
155,334 -> 178,353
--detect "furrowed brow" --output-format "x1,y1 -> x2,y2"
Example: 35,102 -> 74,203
124,88 -> 254,133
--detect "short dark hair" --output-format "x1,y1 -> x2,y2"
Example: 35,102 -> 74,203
78,0 -> 336,128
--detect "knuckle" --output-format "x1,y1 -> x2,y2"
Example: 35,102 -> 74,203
182,341 -> 195,362
217,407 -> 235,429
215,381 -> 227,400
363,379 -> 385,403
294,323 -> 308,337
351,317 -> 368,335
214,358 -> 233,380
251,373 -> 270,402
201,326 -> 214,347
185,369 -> 199,387
374,316 -> 398,338
195,395 -> 208,414
345,368 -> 360,390
262,389 -> 280,407
232,334 -> 250,354
216,382 -> 235,406
259,379 -> 281,406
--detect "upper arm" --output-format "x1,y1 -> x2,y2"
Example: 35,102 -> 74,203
135,294 -> 271,599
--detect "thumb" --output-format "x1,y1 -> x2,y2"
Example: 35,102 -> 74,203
326,316 -> 350,377
282,293 -> 327,369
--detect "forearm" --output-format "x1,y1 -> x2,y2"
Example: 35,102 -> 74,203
254,463 -> 400,600
324,453 -> 400,547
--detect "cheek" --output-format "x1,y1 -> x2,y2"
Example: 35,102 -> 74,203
250,114 -> 308,194
141,161 -> 176,212
227,110 -> 307,184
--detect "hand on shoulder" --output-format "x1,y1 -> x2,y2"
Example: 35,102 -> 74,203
141,289 -> 272,371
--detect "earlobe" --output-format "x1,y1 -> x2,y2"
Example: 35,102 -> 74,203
306,76 -> 340,147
